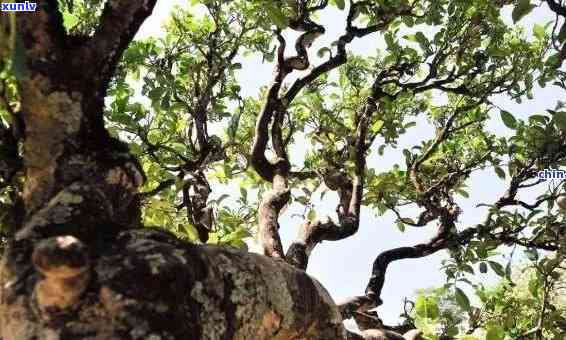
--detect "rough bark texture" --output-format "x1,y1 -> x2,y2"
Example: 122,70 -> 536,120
2,228 -> 348,339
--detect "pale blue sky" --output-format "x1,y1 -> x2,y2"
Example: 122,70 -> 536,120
135,1 -> 560,324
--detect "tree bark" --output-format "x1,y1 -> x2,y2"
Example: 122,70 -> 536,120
2,228 -> 349,339
0,2 -> 420,339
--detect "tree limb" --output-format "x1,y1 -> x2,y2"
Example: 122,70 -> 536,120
77,0 -> 157,92
286,99 -> 375,269
547,0 -> 566,17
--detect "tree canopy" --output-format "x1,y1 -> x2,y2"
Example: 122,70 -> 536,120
0,0 -> 565,339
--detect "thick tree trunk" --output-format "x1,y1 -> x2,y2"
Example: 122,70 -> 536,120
1,228 -> 346,339
0,2 -> 419,339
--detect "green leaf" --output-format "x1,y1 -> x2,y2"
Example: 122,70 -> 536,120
500,110 -> 517,129
546,53 -> 562,68
454,287 -> 471,311
227,111 -> 241,141
528,278 -> 539,297
406,31 -> 432,53
488,261 -> 505,276
373,120 -> 385,133
182,224 -> 200,241
554,111 -> 566,132
529,114 -> 549,124
160,95 -> 170,109
477,242 -> 489,258
317,47 -> 332,58
414,32 -> 428,46
414,295 -> 440,319
148,87 -> 164,103
63,12 -> 79,29
486,325 -> 505,340
462,264 -> 474,274
558,22 -> 566,42
404,121 -> 417,129
216,194 -> 230,205
384,32 -> 396,51
494,166 -> 506,180
307,209 -> 316,221
396,220 -> 406,232
533,23 -> 545,40
265,5 -> 288,29
457,336 -> 480,340
512,0 -> 536,23
334,0 -> 345,10
525,248 -> 539,261
404,34 -> 418,42
401,218 -> 416,225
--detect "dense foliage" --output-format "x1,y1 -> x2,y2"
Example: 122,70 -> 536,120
1,0 -> 565,338
409,253 -> 565,339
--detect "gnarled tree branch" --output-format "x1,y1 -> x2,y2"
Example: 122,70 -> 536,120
78,0 -> 158,92
286,98 -> 375,269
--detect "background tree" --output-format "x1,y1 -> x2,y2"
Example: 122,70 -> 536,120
0,0 -> 564,339
404,253 -> 565,339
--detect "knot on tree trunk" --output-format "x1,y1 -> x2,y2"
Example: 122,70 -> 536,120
15,149 -> 146,243
15,182 -> 112,242
31,235 -> 90,317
